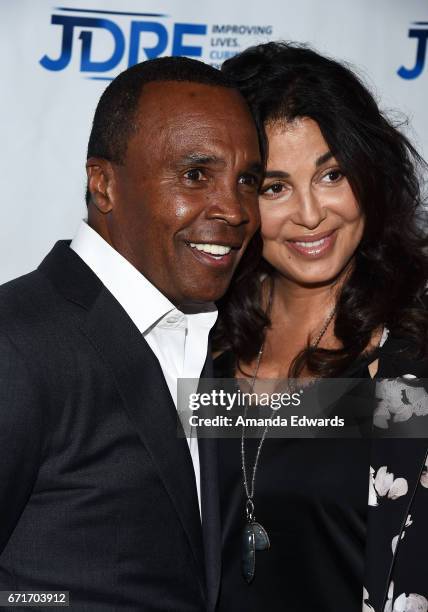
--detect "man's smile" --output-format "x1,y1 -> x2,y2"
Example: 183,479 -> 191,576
185,240 -> 240,267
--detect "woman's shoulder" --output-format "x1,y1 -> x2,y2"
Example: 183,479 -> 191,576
377,329 -> 428,378
213,349 -> 237,378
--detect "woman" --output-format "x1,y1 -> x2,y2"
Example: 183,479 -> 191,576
214,42 -> 428,612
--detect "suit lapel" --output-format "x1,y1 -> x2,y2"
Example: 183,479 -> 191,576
39,242 -> 206,594
198,352 -> 221,612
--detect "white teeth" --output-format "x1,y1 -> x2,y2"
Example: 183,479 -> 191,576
295,238 -> 326,248
189,242 -> 232,256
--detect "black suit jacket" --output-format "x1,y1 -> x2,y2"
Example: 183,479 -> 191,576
0,241 -> 220,611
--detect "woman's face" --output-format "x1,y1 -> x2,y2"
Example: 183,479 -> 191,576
260,117 -> 364,286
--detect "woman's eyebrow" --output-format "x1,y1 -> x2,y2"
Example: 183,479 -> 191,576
264,170 -> 290,179
264,152 -> 335,179
315,151 -> 334,167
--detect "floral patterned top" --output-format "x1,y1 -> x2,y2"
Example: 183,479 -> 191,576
215,333 -> 428,612
364,334 -> 428,612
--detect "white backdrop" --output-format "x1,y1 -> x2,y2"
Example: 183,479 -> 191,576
1,0 -> 427,283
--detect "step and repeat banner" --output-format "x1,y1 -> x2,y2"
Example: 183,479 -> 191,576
1,0 -> 427,283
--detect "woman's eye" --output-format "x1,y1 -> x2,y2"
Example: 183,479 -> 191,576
322,169 -> 343,183
184,168 -> 205,181
261,182 -> 288,197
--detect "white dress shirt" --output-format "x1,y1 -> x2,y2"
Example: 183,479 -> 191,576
70,221 -> 217,515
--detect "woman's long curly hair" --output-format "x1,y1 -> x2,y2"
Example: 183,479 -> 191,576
214,41 -> 428,377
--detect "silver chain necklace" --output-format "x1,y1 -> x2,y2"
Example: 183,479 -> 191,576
240,282 -> 337,583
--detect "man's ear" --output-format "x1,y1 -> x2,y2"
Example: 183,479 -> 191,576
86,157 -> 115,213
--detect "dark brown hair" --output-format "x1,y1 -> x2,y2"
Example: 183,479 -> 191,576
215,42 -> 428,376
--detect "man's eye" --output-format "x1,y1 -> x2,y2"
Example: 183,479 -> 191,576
184,168 -> 205,181
238,174 -> 258,187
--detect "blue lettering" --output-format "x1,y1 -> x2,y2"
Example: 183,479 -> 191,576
129,21 -> 168,64
172,23 -> 206,57
79,19 -> 125,72
40,16 -> 125,72
398,28 -> 428,79
40,15 -> 75,71
41,13 -> 209,76
209,49 -> 238,61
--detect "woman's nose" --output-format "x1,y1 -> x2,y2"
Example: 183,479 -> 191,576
292,188 -> 326,229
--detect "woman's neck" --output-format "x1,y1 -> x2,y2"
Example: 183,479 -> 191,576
246,273 -> 343,379
271,274 -> 339,332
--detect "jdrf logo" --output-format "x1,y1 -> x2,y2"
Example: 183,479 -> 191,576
398,22 -> 428,79
40,7 -> 207,79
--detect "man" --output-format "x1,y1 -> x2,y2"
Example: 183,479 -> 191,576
0,57 -> 261,611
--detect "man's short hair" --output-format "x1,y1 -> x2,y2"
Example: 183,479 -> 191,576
86,57 -> 235,205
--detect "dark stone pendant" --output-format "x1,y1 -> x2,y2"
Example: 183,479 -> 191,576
241,521 -> 270,583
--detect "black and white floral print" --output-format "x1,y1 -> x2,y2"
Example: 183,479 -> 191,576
420,456 -> 428,489
391,514 -> 412,555
384,581 -> 428,612
368,466 -> 408,506
364,446 -> 428,612
364,333 -> 428,612
363,587 -> 375,611
374,378 -> 428,429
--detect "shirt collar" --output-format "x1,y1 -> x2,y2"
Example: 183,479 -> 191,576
70,221 -> 217,334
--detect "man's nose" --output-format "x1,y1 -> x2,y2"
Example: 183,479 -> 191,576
206,187 -> 252,226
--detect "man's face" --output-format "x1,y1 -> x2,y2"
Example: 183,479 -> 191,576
89,81 -> 261,305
